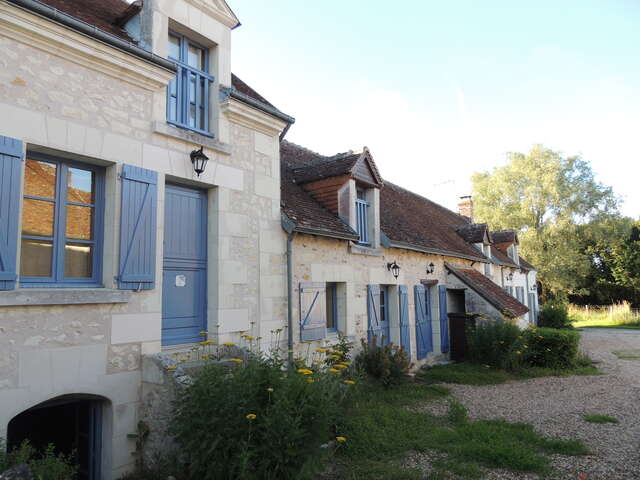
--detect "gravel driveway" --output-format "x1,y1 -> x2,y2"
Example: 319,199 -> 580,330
443,329 -> 640,480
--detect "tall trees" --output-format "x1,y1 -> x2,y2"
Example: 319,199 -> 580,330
471,144 -> 621,301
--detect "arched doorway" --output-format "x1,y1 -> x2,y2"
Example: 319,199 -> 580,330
7,394 -> 106,480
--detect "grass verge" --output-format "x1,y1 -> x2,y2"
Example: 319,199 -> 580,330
334,380 -> 588,479
417,362 -> 599,386
612,349 -> 640,360
583,414 -> 618,424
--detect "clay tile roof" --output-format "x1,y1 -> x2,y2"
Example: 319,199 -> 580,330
37,0 -> 136,42
518,256 -> 536,271
492,229 -> 518,244
380,183 -> 488,261
280,141 -> 358,239
231,74 -> 276,109
292,152 -> 360,184
490,246 -> 519,268
445,263 -> 529,317
455,223 -> 489,244
289,148 -> 383,186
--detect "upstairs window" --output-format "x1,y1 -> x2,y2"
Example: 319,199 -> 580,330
167,32 -> 214,136
20,155 -> 104,287
355,188 -> 369,245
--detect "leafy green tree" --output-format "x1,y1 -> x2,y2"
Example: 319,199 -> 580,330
472,145 -> 620,300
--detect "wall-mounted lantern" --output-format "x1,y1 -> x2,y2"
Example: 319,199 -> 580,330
426,262 -> 435,275
190,146 -> 209,177
387,261 -> 400,279
507,272 -> 514,281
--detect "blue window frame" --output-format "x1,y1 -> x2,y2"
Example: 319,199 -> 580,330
355,200 -> 369,245
20,153 -> 104,287
167,32 -> 214,136
326,282 -> 338,333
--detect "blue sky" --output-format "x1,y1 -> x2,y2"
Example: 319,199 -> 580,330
230,1 -> 639,218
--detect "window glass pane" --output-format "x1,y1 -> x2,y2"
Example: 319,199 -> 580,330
168,34 -> 181,60
326,284 -> 336,329
66,205 -> 93,240
67,168 -> 94,204
22,198 -> 54,236
199,78 -> 206,129
187,44 -> 204,70
24,159 -> 56,199
20,238 -> 53,277
64,242 -> 93,278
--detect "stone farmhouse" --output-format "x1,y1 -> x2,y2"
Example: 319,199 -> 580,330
0,0 -> 537,478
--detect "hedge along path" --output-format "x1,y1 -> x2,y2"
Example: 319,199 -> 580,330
428,329 -> 640,480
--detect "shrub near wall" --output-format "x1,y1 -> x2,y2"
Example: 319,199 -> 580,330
170,353 -> 355,480
466,320 -> 521,369
511,327 -> 581,369
538,303 -> 573,329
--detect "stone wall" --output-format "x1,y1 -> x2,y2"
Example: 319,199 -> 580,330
0,3 -> 287,478
290,234 -> 485,365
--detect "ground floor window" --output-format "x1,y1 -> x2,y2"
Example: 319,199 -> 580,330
7,395 -> 104,480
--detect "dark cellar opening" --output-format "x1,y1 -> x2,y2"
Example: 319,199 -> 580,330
7,395 -> 104,480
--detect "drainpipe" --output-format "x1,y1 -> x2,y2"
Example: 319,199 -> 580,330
286,232 -> 296,369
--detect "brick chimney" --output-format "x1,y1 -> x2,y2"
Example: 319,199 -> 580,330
458,195 -> 473,221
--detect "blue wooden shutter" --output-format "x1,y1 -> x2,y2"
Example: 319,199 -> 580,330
300,282 -> 326,341
438,285 -> 450,353
0,136 -> 23,291
118,165 -> 158,290
414,285 -> 433,359
399,285 -> 410,355
367,284 -> 381,343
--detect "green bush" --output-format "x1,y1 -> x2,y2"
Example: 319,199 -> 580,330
538,303 -> 573,329
466,319 -> 521,368
510,327 -> 581,369
0,440 -> 77,480
354,337 -> 411,387
170,353 -> 355,480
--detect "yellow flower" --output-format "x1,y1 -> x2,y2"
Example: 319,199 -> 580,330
328,368 -> 340,373
313,360 -> 323,364
201,354 -> 209,359
267,387 -> 274,392
516,351 -> 522,355
297,368 -> 313,375
179,357 -> 188,362
538,336 -> 544,339
307,377 -> 314,384
523,345 -> 528,349
223,342 -> 235,347
230,358 -> 244,364
328,354 -> 340,360
315,348 -> 327,353
334,364 -> 348,370
246,414 -> 256,420
200,340 -> 214,345
244,335 -> 254,341
165,365 -> 177,371
340,361 -> 351,366
199,331 -> 208,335
336,436 -> 347,442
343,380 -> 356,385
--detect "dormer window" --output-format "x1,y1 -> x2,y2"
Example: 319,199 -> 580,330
483,244 -> 492,276
167,32 -> 214,136
355,187 -> 370,245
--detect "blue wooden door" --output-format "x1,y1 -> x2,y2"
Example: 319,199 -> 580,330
398,285 -> 411,355
414,285 -> 433,359
379,285 -> 391,345
162,185 -> 207,345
